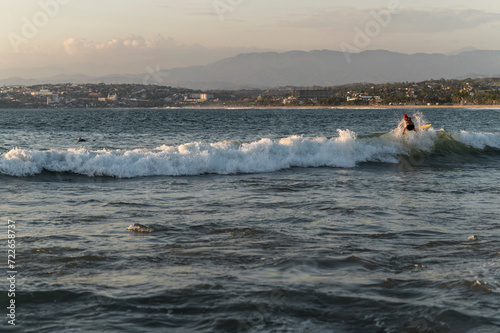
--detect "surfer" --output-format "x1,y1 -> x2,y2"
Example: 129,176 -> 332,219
77,137 -> 87,142
402,114 -> 415,133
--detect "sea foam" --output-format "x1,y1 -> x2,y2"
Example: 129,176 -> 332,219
1,129 -> 498,178
452,130 -> 500,150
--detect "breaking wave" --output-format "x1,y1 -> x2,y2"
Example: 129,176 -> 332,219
1,129 -> 499,178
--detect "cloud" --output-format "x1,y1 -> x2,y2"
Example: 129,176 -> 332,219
278,7 -> 500,34
58,35 -> 215,72
392,8 -> 500,33
62,35 -> 184,56
0,33 -> 249,77
277,7 -> 372,32
0,34 -> 269,77
58,35 -> 266,69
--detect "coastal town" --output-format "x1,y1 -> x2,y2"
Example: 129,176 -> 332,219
1,77 -> 499,109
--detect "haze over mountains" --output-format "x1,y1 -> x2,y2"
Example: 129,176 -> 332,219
2,50 -> 500,89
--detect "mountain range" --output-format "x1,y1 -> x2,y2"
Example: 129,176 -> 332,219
2,50 -> 500,89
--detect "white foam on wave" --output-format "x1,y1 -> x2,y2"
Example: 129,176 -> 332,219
452,131 -> 500,149
0,130 -> 408,178
2,128 -> 496,178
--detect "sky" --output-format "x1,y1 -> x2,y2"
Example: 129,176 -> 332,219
1,0 -> 500,78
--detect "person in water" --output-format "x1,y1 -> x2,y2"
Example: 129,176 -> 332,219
403,114 -> 415,133
77,137 -> 87,142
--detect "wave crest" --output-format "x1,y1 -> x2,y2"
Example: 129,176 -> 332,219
1,129 -> 499,178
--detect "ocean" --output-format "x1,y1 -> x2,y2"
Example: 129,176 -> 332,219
1,107 -> 499,333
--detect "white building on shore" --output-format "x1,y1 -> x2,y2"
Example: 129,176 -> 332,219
184,93 -> 215,102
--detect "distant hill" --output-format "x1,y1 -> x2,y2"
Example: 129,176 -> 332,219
2,50 -> 500,89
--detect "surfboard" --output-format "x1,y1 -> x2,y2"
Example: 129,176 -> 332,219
420,124 -> 431,131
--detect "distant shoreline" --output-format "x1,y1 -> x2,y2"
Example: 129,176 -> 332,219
3,78 -> 499,109
186,104 -> 500,110
2,104 -> 500,111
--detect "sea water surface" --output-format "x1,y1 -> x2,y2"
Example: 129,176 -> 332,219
1,107 -> 499,332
